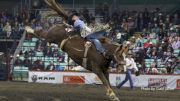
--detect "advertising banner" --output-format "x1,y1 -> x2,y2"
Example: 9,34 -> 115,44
109,74 -> 179,90
63,75 -> 85,84
29,72 -> 60,84
29,71 -> 180,89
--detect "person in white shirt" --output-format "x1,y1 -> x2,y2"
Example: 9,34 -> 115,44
3,22 -> 12,38
117,52 -> 139,89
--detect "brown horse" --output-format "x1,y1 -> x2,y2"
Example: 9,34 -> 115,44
25,0 -> 129,101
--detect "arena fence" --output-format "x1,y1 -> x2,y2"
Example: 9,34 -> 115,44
28,71 -> 180,90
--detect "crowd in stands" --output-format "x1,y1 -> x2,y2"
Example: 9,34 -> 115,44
0,11 -> 27,39
2,4 -> 178,74
14,40 -> 66,71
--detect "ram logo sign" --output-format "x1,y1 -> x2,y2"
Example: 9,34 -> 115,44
31,75 -> 55,82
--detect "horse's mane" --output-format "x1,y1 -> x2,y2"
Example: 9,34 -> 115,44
47,24 -> 66,32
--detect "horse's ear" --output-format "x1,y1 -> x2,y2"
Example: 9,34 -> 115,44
114,45 -> 123,55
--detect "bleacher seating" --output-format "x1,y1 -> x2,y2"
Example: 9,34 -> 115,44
174,49 -> 180,57
12,66 -> 28,81
12,37 -> 68,80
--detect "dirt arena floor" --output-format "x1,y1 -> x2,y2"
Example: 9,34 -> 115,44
0,81 -> 179,101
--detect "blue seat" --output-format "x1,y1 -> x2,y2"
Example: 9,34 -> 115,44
55,65 -> 64,70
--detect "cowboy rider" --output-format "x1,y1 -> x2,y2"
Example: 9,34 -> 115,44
70,13 -> 107,57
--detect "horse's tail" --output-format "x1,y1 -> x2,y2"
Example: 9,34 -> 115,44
25,26 -> 47,40
25,26 -> 35,34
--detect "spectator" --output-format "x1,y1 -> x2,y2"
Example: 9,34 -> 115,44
53,47 -> 59,57
150,47 -> 157,59
133,38 -> 143,53
18,23 -> 24,33
46,61 -> 55,71
147,63 -> 158,74
166,59 -> 174,74
32,60 -> 44,71
89,13 -> 95,23
1,12 -> 7,23
157,46 -> 163,59
3,22 -> 12,38
23,57 -> 31,67
29,49 -> 35,57
13,20 -> 19,38
159,28 -> 166,40
173,57 -> 180,74
173,13 -> 180,25
24,51 -> 29,58
161,68 -> 167,74
82,7 -> 90,24
36,40 -> 42,51
35,23 -> 43,30
121,19 -> 128,32
14,54 -> 22,66
142,8 -> 149,28
59,53 -> 65,63
151,24 -> 160,38
135,12 -> 144,31
143,40 -> 151,49
171,37 -> 180,49
46,46 -> 53,57
127,17 -> 135,36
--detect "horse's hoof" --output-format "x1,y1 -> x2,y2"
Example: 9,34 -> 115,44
109,95 -> 120,101
112,97 -> 120,101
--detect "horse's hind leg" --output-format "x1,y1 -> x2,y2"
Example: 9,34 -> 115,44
92,62 -> 120,101
97,70 -> 120,101
103,70 -> 120,101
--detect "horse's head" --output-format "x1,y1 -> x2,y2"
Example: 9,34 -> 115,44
113,42 -> 130,72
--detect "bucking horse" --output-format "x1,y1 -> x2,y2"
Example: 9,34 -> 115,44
25,0 -> 130,101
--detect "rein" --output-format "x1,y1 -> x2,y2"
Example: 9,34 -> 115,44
59,35 -> 79,50
59,34 -> 91,68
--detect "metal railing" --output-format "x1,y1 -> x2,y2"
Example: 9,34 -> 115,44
11,31 -> 26,74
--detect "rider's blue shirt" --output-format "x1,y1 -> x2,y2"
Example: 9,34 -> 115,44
73,18 -> 85,29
